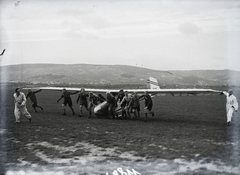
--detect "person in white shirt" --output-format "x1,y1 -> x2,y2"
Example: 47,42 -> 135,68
222,89 -> 238,126
13,88 -> 32,123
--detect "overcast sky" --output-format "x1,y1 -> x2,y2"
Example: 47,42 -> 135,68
0,0 -> 240,70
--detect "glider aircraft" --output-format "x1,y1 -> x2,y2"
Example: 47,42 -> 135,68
25,77 -> 223,117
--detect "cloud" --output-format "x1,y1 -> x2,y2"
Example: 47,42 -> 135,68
178,22 -> 201,35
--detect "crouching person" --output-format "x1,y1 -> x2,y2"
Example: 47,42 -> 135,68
13,87 -> 32,123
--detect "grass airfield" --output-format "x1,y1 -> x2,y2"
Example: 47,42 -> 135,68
0,84 -> 239,175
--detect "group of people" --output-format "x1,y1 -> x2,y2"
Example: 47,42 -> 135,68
56,88 -> 155,121
13,87 -> 238,126
13,88 -> 43,123
56,88 -> 103,118
13,87 -> 155,123
114,89 -> 154,121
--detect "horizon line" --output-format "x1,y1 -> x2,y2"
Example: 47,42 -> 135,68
0,63 -> 239,72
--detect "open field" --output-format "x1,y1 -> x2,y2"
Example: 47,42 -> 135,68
0,83 -> 239,175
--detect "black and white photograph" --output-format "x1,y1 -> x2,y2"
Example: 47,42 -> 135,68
0,0 -> 240,174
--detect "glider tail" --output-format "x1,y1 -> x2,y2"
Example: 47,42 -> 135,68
147,77 -> 160,89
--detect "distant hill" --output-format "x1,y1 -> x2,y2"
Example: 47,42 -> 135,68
0,64 -> 239,87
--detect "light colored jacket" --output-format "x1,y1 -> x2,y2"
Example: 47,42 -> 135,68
13,92 -> 27,106
223,91 -> 238,111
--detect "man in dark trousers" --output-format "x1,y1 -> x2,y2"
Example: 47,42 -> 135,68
88,92 -> 101,118
120,91 -> 132,118
116,89 -> 126,118
57,89 -> 78,115
106,91 -> 117,118
76,88 -> 89,117
26,89 -> 43,112
142,91 -> 154,121
129,92 -> 140,119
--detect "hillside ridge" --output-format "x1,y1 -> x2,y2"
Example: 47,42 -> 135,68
0,64 -> 239,86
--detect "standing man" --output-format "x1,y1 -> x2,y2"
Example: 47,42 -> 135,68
26,89 -> 43,112
120,91 -> 131,118
13,87 -> 32,123
106,91 -> 117,118
141,91 -> 154,122
117,89 -> 126,118
223,89 -> 238,126
57,88 -> 77,115
116,89 -> 124,104
76,88 -> 89,117
129,92 -> 140,119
